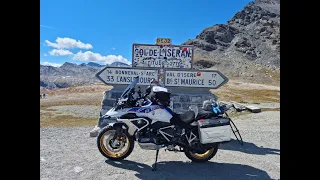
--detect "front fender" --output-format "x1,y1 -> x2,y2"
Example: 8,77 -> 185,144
107,122 -> 128,129
98,115 -> 116,128
106,122 -> 136,137
102,122 -> 130,133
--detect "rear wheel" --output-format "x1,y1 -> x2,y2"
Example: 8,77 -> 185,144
184,144 -> 218,162
97,126 -> 134,160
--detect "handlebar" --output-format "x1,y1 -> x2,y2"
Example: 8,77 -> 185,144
224,104 -> 234,111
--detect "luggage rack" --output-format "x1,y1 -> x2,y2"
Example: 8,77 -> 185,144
229,118 -> 243,145
220,102 -> 244,146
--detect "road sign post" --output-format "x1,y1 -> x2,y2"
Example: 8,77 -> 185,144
90,38 -> 229,137
96,68 -> 228,89
132,43 -> 194,69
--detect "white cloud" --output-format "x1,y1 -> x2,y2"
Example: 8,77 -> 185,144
44,37 -> 130,65
42,62 -> 62,67
44,53 -> 47,56
49,49 -> 73,56
45,37 -> 93,50
72,51 -> 129,65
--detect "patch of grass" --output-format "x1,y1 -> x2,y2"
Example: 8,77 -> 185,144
40,98 -> 101,109
43,108 -> 56,111
40,111 -> 97,127
40,84 -> 111,95
258,67 -> 280,84
261,108 -> 280,111
212,88 -> 280,103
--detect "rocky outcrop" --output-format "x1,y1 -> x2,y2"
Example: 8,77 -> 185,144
182,0 -> 280,84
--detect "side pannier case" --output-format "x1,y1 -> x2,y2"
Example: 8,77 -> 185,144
197,117 -> 231,144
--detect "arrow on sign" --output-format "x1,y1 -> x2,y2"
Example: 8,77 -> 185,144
96,67 -> 228,89
164,70 -> 228,89
96,67 -> 159,85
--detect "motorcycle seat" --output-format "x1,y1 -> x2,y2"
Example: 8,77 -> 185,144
178,111 -> 195,124
196,110 -> 215,120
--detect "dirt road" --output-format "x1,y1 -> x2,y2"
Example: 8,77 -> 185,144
40,111 -> 280,180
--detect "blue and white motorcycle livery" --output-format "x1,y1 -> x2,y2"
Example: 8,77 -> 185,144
97,76 -> 236,170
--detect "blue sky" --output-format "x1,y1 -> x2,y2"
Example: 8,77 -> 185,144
40,0 -> 252,67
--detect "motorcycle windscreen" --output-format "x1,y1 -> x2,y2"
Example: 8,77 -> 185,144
120,76 -> 139,99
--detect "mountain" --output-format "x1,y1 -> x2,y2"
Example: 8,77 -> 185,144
87,62 -> 105,67
40,62 -> 101,88
108,62 -> 130,67
40,61 -> 130,89
183,0 -> 280,84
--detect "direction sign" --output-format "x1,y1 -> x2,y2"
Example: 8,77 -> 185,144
132,44 -> 194,69
165,70 -> 228,89
96,67 -> 158,85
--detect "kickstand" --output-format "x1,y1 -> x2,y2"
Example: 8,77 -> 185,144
151,149 -> 159,171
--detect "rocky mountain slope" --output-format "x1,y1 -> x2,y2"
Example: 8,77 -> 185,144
183,0 -> 280,84
40,62 -> 129,89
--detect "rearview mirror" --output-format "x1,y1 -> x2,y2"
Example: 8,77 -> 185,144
146,86 -> 151,94
150,79 -> 155,85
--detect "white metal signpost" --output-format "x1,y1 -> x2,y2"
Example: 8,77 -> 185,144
96,38 -> 228,89
165,70 -> 228,89
91,38 -> 229,137
96,67 -> 158,85
132,44 -> 194,69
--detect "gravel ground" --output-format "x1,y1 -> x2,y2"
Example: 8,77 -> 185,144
47,105 -> 101,118
248,103 -> 280,109
40,111 -> 280,180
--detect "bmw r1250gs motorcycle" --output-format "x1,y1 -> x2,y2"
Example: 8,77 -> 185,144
97,76 -> 240,171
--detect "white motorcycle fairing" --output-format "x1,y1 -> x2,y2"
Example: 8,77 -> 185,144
135,105 -> 173,124
104,104 -> 173,136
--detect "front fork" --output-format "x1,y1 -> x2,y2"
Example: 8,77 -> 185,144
111,125 -> 128,147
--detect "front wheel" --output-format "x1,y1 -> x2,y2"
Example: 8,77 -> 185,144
184,144 -> 219,162
97,126 -> 134,160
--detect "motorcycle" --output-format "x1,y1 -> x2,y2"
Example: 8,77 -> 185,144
97,76 -> 242,171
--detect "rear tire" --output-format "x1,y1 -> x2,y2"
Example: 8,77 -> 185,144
97,126 -> 134,160
184,144 -> 218,162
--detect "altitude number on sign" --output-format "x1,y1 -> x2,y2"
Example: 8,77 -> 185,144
209,73 -> 217,86
156,38 -> 171,45
208,80 -> 216,86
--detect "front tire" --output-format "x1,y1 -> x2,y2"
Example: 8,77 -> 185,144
97,126 -> 134,160
184,144 -> 219,162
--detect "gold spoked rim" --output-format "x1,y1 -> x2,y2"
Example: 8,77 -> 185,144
99,129 -> 130,158
189,148 -> 215,159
